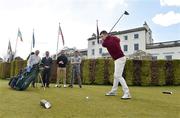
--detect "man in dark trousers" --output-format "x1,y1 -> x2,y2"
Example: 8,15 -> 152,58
56,50 -> 68,88
100,30 -> 131,99
41,51 -> 52,88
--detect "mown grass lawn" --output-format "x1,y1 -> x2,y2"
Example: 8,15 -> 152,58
0,79 -> 180,118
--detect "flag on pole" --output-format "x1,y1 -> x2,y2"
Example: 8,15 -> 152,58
18,28 -> 23,41
96,20 -> 100,44
32,30 -> 35,48
7,40 -> 13,62
7,40 -> 12,55
58,23 -> 64,46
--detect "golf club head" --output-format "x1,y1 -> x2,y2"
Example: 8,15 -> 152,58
40,99 -> 51,109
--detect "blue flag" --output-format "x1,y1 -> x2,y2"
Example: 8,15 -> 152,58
32,31 -> 35,48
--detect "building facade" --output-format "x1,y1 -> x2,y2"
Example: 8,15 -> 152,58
146,40 -> 180,60
52,47 -> 88,60
87,22 -> 180,60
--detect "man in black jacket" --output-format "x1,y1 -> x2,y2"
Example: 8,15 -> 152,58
41,51 -> 52,88
56,50 -> 68,88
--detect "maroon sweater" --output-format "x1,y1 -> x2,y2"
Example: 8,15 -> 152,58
102,35 -> 124,60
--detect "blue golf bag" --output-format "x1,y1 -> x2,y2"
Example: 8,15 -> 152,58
8,64 -> 39,91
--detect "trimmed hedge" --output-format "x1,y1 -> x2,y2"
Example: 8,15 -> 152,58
133,60 -> 142,86
173,60 -> 180,85
94,59 -> 105,85
0,62 -> 11,79
0,59 -> 180,86
82,59 -> 90,84
141,60 -> 151,86
157,60 -> 166,85
125,60 -> 133,85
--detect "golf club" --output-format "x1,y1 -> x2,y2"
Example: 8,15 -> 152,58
109,11 -> 129,33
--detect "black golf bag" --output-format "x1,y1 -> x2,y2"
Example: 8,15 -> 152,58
8,64 -> 40,91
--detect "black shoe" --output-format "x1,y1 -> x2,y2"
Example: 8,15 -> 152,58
79,85 -> 82,88
68,85 -> 73,88
46,84 -> 49,88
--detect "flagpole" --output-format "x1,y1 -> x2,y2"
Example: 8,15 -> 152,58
96,19 -> 100,44
30,29 -> 34,54
56,23 -> 60,60
14,34 -> 19,60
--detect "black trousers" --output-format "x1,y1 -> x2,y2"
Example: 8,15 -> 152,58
42,69 -> 51,86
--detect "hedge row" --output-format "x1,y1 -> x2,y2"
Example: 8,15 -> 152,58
0,59 -> 180,86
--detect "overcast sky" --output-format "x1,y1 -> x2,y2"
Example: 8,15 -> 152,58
0,0 -> 180,59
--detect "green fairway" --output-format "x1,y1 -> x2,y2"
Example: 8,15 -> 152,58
0,80 -> 180,118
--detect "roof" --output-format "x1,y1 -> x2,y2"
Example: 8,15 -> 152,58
146,40 -> 180,49
87,27 -> 147,41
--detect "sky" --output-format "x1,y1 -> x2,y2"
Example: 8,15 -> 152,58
0,0 -> 180,59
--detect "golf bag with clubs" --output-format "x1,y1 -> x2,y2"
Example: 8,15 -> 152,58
8,64 -> 40,91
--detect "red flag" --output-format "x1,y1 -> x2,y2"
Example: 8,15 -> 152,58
58,23 -> 64,46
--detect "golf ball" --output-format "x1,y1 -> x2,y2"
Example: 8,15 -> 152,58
86,96 -> 89,99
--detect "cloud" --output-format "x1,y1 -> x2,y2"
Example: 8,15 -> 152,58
160,0 -> 180,6
103,0 -> 128,10
152,11 -> 180,26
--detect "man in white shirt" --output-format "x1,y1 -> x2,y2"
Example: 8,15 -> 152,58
27,50 -> 41,87
27,50 -> 41,68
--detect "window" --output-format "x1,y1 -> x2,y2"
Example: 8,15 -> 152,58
99,40 -> 103,44
152,56 -> 157,60
99,48 -> 102,54
134,43 -> 139,51
165,55 -> 172,60
123,45 -> 128,51
134,34 -> 139,39
92,41 -> 95,45
92,49 -> 95,55
124,36 -> 128,40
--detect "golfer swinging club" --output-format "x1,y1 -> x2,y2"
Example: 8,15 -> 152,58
100,30 -> 131,99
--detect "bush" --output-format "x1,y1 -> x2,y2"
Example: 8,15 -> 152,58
125,60 -> 133,85
150,61 -> 159,85
173,60 -> 180,85
94,59 -> 105,85
1,59 -> 180,86
0,62 -> 11,79
141,60 -> 151,86
157,60 -> 166,86
108,59 -> 114,84
82,59 -> 90,84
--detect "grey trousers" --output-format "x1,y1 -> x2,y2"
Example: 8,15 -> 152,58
70,66 -> 82,86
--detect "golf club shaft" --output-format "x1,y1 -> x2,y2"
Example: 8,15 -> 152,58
109,13 -> 124,33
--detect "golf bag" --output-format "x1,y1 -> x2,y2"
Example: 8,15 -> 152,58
8,64 -> 40,91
